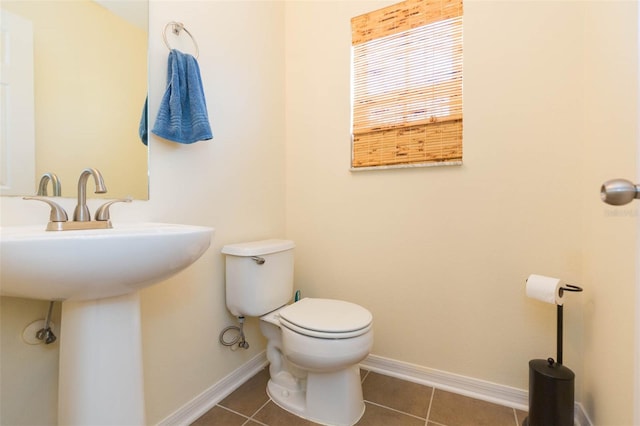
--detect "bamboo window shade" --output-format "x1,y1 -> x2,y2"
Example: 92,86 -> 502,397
351,0 -> 463,169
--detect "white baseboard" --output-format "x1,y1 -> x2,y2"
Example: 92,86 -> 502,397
156,352 -> 268,426
157,351 -> 592,426
360,354 -> 529,411
360,354 -> 592,426
574,403 -> 593,426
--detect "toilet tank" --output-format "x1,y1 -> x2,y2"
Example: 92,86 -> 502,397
222,239 -> 295,317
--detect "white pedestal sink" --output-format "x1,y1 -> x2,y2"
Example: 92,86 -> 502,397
0,223 -> 214,425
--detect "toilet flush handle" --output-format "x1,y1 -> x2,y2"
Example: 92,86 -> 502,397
251,256 -> 265,265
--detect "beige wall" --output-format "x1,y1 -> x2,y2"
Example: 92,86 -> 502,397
140,0 -> 286,423
0,298 -> 61,425
0,1 -> 637,425
286,0 -> 585,389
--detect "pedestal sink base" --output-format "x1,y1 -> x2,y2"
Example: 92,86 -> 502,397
58,292 -> 146,425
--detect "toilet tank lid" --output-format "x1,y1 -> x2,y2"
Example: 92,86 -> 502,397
222,239 -> 295,256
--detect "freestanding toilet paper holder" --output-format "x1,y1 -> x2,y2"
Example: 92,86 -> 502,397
523,282 -> 583,426
555,284 -> 582,364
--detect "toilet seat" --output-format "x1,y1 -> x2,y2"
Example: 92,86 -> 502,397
278,298 -> 372,339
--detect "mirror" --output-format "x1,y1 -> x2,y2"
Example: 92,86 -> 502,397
1,0 -> 149,200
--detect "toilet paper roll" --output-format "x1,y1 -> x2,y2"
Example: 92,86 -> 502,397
526,274 -> 565,306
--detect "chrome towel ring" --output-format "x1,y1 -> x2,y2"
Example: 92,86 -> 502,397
162,21 -> 199,59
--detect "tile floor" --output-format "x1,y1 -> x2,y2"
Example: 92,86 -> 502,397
191,368 -> 528,426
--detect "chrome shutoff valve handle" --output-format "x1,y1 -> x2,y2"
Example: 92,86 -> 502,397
600,179 -> 640,206
23,196 -> 68,222
95,197 -> 133,221
36,301 -> 57,345
36,327 -> 57,345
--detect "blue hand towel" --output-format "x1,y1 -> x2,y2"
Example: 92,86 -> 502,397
152,49 -> 213,144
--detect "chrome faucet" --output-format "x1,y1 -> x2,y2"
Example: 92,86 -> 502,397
25,167 -> 130,231
73,168 -> 107,221
37,172 -> 62,196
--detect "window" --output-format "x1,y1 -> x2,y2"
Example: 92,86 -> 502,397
351,0 -> 463,169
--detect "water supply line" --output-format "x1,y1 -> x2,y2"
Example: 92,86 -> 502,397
219,316 -> 249,350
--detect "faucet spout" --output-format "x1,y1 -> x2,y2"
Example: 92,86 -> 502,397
73,168 -> 107,221
37,172 -> 62,196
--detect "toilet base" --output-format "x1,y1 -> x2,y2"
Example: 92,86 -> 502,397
267,365 -> 365,426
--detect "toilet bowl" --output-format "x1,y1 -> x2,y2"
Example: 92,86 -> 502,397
222,239 -> 374,426
260,298 -> 373,426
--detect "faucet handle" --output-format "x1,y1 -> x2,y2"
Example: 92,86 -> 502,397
95,197 -> 132,221
23,196 -> 69,222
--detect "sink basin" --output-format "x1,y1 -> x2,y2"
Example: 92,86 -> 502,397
0,222 -> 214,301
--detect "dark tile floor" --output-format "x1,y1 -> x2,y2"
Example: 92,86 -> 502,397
192,368 -> 528,426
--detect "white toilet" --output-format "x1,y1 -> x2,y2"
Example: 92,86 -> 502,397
222,239 -> 374,426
